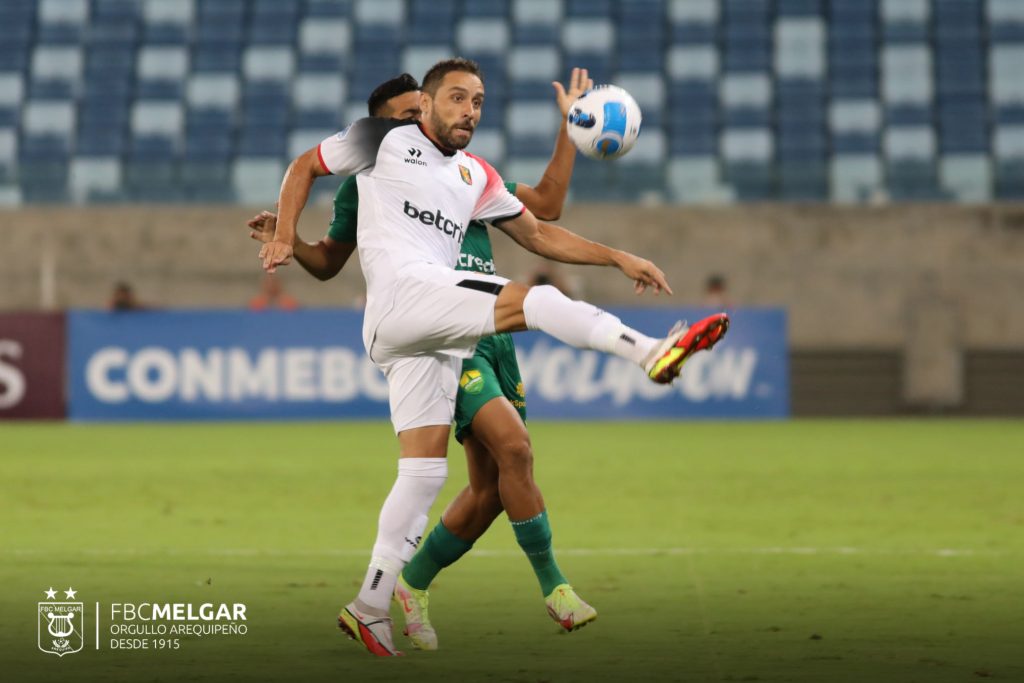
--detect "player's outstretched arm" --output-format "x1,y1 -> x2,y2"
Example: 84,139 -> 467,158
261,147 -> 330,272
514,67 -> 593,221
496,209 -> 673,295
247,211 -> 355,281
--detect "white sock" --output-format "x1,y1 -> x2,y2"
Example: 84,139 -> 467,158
355,457 -> 447,614
522,285 -> 658,365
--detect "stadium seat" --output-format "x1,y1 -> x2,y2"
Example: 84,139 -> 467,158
353,0 -> 403,25
667,46 -> 718,81
721,128 -> 773,165
993,125 -> 1024,159
470,128 -> 505,164
513,0 -> 562,25
562,18 -> 614,53
288,129 -> 332,159
18,134 -> 70,201
143,0 -> 194,25
144,23 -> 191,45
720,73 -> 772,110
0,128 -> 17,184
294,74 -> 346,113
131,101 -> 183,138
243,47 -> 296,82
0,75 -> 25,110
615,73 -> 665,112
513,23 -> 560,46
830,153 -> 882,202
774,16 -> 826,79
832,95 -> 875,137
887,160 -> 942,200
137,47 -> 190,83
666,156 -> 728,203
31,47 -> 83,87
187,74 -> 241,111
304,0 -> 350,18
939,153 -> 992,201
990,46 -> 1024,106
506,101 -> 560,138
400,46 -> 449,80
193,46 -> 243,73
509,46 -> 560,82
885,126 -> 937,161
777,0 -> 821,16
988,0 -> 1024,43
994,160 -> 1024,199
22,100 -> 75,137
668,0 -> 717,24
298,18 -> 352,56
882,45 -> 933,105
778,160 -> 828,200
233,157 -> 285,204
619,129 -> 666,166
723,161 -> 774,200
38,0 -> 89,25
69,156 -> 122,202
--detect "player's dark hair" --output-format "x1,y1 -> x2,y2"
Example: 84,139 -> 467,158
366,73 -> 420,117
421,58 -> 483,96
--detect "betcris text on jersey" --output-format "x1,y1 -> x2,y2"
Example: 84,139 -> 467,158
403,200 -> 465,242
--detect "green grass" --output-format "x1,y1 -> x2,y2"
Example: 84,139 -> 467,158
1,420 -> 1023,682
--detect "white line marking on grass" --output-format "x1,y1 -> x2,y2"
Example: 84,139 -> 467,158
6,547 -> 1008,558
684,552 -> 724,680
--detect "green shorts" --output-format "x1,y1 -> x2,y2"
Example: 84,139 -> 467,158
454,333 -> 526,443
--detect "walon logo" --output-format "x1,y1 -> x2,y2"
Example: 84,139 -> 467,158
404,147 -> 426,166
38,587 -> 84,657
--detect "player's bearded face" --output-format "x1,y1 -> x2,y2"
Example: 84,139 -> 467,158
426,72 -> 483,150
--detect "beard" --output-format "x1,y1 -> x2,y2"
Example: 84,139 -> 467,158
429,109 -> 474,150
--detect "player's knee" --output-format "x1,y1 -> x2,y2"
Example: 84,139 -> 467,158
494,437 -> 534,478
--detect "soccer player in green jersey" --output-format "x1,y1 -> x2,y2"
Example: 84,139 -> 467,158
248,69 -> 599,650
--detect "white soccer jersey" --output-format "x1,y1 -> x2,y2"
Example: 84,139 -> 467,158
316,118 -> 525,355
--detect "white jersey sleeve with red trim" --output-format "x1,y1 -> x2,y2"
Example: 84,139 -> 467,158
316,118 -> 411,176
465,152 -> 526,225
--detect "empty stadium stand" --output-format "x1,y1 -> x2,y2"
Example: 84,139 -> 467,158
0,0 -> 1021,204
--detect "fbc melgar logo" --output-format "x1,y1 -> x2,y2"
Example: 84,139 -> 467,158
35,587 -> 249,656
38,588 -> 83,657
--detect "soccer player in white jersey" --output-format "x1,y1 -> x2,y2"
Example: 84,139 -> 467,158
259,58 -> 729,656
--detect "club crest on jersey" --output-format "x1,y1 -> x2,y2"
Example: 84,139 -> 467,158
459,165 -> 472,185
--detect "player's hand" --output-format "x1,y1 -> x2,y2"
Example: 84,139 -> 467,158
259,240 -> 293,273
615,252 -> 673,296
553,67 -> 594,118
247,210 -> 277,244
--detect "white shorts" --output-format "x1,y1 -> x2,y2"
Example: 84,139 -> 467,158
368,262 -> 509,365
368,262 -> 509,433
380,353 -> 461,434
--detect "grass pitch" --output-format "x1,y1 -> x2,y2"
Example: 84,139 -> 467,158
1,420 -> 1022,682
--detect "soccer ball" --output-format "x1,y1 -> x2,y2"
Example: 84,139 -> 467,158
566,85 -> 642,160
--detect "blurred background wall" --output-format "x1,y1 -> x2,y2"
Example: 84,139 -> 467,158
4,202 -> 1023,416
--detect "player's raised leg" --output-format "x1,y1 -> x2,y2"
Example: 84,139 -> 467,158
494,281 -> 729,385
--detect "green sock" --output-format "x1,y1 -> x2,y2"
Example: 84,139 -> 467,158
511,510 -> 568,596
401,520 -> 474,591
